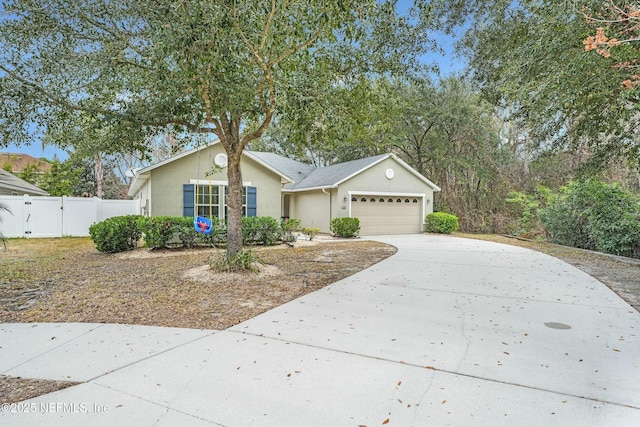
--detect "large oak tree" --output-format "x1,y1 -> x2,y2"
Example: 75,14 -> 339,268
0,0 -> 428,260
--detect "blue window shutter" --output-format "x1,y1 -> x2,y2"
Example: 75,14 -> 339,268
247,186 -> 257,217
183,184 -> 195,216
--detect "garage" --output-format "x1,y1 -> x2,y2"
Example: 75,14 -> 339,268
350,195 -> 423,235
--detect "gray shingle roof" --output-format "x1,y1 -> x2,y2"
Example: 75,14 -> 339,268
0,169 -> 49,195
286,154 -> 389,190
246,151 -> 316,183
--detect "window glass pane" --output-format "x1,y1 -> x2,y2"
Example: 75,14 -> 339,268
196,185 -> 219,218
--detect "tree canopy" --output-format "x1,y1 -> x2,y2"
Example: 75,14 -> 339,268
429,0 -> 640,166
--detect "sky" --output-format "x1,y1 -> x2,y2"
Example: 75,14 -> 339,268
1,1 -> 466,162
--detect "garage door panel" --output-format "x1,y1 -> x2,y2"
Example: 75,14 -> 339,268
351,196 -> 422,235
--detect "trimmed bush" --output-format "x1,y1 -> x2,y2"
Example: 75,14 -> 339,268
242,216 -> 283,246
330,217 -> 360,238
89,215 -> 143,253
197,217 -> 227,246
425,212 -> 459,234
175,216 -> 199,248
139,216 -> 181,249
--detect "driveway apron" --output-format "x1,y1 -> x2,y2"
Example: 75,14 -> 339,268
1,234 -> 639,426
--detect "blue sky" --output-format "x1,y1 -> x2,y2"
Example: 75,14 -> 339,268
1,1 -> 465,161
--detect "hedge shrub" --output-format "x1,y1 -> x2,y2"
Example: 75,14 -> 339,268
89,215 -> 143,253
541,180 -> 640,258
242,216 -> 283,246
425,212 -> 459,234
138,216 -> 180,249
91,214 -> 298,252
330,217 -> 360,237
196,217 -> 227,246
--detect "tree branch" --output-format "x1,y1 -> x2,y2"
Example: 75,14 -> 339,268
0,65 -> 91,113
260,0 -> 277,51
233,1 -> 267,71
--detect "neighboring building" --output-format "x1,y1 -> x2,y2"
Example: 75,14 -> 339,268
128,142 -> 440,235
0,169 -> 49,196
0,153 -> 52,174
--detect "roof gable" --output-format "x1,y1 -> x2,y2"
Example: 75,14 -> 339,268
285,153 -> 440,192
127,142 -> 302,196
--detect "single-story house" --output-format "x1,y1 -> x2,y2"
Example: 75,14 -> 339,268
0,168 -> 49,196
128,142 -> 440,235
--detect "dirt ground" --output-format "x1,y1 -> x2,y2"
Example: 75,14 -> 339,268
0,236 -> 396,329
1,233 -> 639,403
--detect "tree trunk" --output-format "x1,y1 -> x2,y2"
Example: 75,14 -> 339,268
225,149 -> 243,259
216,114 -> 248,262
95,152 -> 104,199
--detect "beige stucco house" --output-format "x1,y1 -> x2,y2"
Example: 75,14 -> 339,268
128,142 -> 440,235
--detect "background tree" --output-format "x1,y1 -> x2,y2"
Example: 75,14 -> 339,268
427,0 -> 640,168
31,158 -> 82,197
379,77 -> 514,231
251,0 -> 434,165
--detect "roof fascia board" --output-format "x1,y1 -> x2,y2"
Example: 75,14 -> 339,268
283,184 -> 338,193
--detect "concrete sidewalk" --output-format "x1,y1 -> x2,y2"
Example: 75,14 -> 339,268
1,234 -> 639,426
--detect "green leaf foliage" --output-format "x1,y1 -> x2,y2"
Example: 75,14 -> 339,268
330,217 -> 360,238
89,215 -> 143,253
242,216 -> 283,246
1,0 -> 426,260
138,216 -> 181,249
504,186 -> 552,238
425,212 -> 460,234
540,180 -> 640,258
442,0 -> 640,164
0,202 -> 12,243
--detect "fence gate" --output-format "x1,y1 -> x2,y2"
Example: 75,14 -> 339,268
24,196 -> 64,238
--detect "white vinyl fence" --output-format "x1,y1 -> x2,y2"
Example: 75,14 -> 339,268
0,195 -> 141,238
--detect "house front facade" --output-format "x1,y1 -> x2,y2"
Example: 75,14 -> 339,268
128,142 -> 440,235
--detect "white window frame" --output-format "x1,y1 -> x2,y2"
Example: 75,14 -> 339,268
190,179 -> 253,219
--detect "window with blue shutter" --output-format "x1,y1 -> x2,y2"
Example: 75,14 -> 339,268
187,184 -> 256,218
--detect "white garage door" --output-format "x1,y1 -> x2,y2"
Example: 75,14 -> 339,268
350,195 -> 423,235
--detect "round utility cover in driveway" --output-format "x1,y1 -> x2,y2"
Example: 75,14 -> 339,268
351,195 -> 422,234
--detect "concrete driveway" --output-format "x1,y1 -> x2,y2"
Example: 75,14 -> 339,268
1,234 -> 639,426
